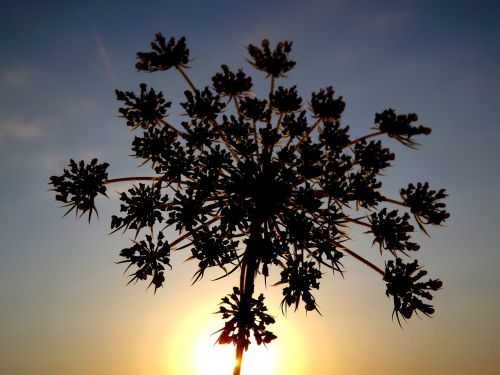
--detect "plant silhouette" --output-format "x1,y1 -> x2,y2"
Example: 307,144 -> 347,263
50,34 -> 449,375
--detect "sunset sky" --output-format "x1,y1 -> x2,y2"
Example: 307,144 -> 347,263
1,1 -> 499,374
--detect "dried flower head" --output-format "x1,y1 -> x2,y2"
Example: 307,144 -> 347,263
50,34 -> 449,375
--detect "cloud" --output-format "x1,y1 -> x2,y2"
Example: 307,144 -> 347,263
93,30 -> 115,81
0,118 -> 44,141
1,66 -> 36,89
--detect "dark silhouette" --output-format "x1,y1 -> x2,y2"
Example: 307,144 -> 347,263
50,34 -> 449,375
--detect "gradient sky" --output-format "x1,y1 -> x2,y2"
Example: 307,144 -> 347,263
1,1 -> 499,374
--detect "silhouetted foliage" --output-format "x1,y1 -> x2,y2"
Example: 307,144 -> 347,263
217,287 -> 277,349
50,33 -> 449,375
49,158 -> 109,221
384,258 -> 443,323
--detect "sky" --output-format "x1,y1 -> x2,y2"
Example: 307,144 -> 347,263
1,0 -> 499,374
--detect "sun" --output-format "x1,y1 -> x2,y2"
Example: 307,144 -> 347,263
195,335 -> 277,375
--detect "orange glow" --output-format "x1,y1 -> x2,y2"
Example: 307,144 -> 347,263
194,336 -> 234,375
195,335 -> 277,375
159,279 -> 309,375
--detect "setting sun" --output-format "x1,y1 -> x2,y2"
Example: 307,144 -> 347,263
195,335 -> 277,375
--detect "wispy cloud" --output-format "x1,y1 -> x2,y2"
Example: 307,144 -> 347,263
93,30 -> 115,81
1,66 -> 36,89
0,118 -> 44,141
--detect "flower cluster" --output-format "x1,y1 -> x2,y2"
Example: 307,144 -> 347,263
369,209 -> 419,254
216,287 -> 277,350
401,182 -> 450,231
111,182 -> 167,236
118,232 -> 171,292
50,35 -> 449,354
247,39 -> 295,78
115,84 -> 171,129
49,158 -> 109,221
212,64 -> 252,98
136,33 -> 189,71
374,109 -> 431,147
384,258 -> 443,324
280,259 -> 322,312
310,86 -> 345,121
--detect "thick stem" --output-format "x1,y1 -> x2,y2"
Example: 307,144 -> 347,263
232,223 -> 260,375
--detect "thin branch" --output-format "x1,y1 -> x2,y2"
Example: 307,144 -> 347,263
291,118 -> 321,152
382,196 -> 407,207
414,214 -> 430,237
170,216 -> 221,249
344,217 -> 371,229
209,118 -> 240,162
239,257 -> 247,294
174,66 -> 239,161
160,119 -> 186,137
176,66 -> 197,92
104,176 -> 160,185
275,113 -> 283,131
346,131 -> 385,148
232,96 -> 241,115
268,76 -> 275,110
333,241 -> 385,276
252,119 -> 260,159
212,259 -> 243,281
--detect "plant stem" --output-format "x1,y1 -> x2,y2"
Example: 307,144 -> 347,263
104,176 -> 160,184
345,217 -> 371,228
346,131 -> 385,148
175,66 -> 197,92
233,96 -> 241,115
290,118 -> 321,152
268,76 -> 275,109
170,216 -> 220,248
333,241 -> 385,276
232,223 -> 260,375
382,196 -> 407,207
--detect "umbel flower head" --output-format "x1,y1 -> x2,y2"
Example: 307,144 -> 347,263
49,158 -> 109,221
135,33 -> 190,71
50,35 -> 449,370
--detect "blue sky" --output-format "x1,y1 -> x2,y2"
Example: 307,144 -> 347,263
1,1 -> 499,374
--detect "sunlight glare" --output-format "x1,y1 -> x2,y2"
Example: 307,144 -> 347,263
195,335 -> 277,375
